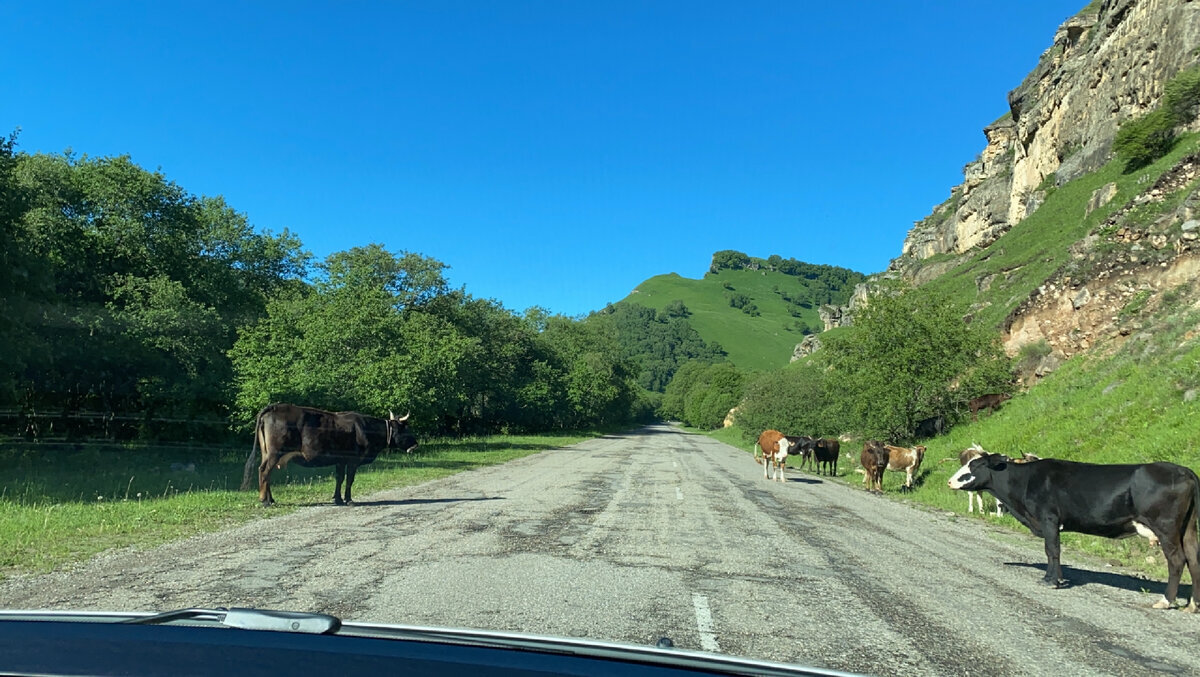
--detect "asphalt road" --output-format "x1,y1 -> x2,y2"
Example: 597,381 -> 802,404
3,424 -> 1198,675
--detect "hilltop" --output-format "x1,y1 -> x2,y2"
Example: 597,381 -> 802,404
618,253 -> 864,371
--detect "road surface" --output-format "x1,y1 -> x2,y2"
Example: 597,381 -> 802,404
2,424 -> 1196,675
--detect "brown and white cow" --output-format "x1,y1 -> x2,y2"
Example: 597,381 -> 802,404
883,444 -> 926,490
754,429 -> 793,482
959,443 -> 993,514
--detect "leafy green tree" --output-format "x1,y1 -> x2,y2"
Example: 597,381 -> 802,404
0,132 -> 38,406
735,364 -> 838,439
681,363 -> 746,430
663,299 -> 690,318
821,282 -> 1012,439
710,249 -> 750,271
593,303 -> 723,392
8,149 -> 306,439
662,361 -> 745,429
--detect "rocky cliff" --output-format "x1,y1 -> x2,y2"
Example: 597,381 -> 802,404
893,0 -> 1200,275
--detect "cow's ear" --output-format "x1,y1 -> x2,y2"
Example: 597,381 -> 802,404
985,455 -> 1008,471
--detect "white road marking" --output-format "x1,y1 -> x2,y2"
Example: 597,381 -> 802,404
692,593 -> 720,652
676,487 -> 683,500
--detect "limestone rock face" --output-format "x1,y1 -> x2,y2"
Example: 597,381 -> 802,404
891,0 -> 1200,277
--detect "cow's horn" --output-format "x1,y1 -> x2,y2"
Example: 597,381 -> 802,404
390,410 -> 395,419
396,412 -> 410,422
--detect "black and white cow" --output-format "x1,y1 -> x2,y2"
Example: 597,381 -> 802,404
948,452 -> 1200,610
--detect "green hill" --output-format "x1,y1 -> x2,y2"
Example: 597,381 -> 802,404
619,264 -> 862,372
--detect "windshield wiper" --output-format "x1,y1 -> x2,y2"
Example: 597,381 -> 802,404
121,607 -> 341,634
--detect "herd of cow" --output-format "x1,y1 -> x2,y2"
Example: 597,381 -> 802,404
753,428 -> 1200,613
753,429 -> 926,493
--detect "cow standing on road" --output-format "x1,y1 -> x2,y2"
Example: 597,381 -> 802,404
754,430 -> 796,482
242,403 -> 418,507
802,438 -> 840,476
948,452 -> 1200,610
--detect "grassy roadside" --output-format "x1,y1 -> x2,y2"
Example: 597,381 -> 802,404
702,423 -> 1171,581
0,431 -> 602,579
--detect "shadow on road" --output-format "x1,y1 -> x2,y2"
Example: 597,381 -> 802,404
296,496 -> 505,508
1003,561 -> 1174,597
354,496 -> 506,507
787,477 -> 824,485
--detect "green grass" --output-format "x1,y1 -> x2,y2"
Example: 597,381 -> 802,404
620,269 -> 832,371
0,432 -> 602,578
918,131 -> 1200,330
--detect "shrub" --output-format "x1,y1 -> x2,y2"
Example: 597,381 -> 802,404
1114,108 -> 1177,171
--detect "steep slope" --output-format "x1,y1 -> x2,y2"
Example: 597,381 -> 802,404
894,0 -> 1200,275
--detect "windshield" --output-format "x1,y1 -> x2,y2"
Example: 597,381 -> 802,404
6,2 -> 1200,675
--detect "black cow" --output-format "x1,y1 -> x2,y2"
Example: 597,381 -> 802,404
948,452 -> 1200,610
914,415 -> 945,438
241,403 -> 418,507
786,435 -> 815,471
800,438 -> 840,476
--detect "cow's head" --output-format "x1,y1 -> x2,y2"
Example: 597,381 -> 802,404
947,452 -> 1009,491
786,436 -> 812,455
387,411 -> 419,453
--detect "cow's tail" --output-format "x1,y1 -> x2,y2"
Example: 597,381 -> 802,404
239,409 -> 265,491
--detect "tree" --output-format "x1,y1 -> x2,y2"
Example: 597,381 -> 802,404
8,149 -> 307,439
709,249 -> 750,272
662,361 -> 745,429
735,364 -> 837,439
820,282 -> 1012,439
663,299 -> 690,318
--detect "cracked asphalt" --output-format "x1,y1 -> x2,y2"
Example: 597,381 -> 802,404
3,424 -> 1199,675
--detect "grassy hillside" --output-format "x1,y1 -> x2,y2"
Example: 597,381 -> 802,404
620,268 -> 828,371
918,132 -> 1200,330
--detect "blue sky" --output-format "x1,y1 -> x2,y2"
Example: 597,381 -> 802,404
4,1 -> 1087,317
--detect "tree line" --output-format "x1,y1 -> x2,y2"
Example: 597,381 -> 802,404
709,249 -> 865,307
1,137 -> 673,442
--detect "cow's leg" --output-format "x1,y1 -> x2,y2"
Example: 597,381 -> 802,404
258,455 -> 277,507
1155,527 -> 1186,609
344,464 -> 359,505
1041,519 -> 1065,587
1182,517 -> 1200,613
332,464 -> 346,506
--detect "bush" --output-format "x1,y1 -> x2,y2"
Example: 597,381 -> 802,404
1114,108 -> 1177,171
1114,64 -> 1200,171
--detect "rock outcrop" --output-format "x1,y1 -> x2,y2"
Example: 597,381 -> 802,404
892,0 -> 1200,277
